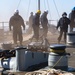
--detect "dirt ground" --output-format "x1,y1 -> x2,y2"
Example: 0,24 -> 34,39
0,30 -> 75,75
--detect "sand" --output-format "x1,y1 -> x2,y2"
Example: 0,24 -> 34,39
0,29 -> 75,75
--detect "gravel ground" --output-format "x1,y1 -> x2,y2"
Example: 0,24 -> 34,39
0,31 -> 75,75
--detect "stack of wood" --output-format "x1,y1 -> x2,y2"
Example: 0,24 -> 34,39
1,42 -> 12,50
28,40 -> 49,52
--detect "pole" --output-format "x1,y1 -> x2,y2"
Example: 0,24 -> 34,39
38,0 -> 40,10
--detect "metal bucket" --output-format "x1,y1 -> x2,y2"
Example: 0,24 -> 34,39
67,32 -> 75,45
48,44 -> 68,71
48,52 -> 68,71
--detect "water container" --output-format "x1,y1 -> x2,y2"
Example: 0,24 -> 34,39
16,48 -> 26,71
48,44 -> 68,71
67,32 -> 75,45
16,47 -> 48,71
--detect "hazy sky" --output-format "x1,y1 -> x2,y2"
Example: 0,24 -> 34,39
0,0 -> 75,22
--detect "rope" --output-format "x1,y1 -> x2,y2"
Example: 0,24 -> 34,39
47,0 -> 52,20
53,0 -> 60,18
48,55 -> 64,72
44,0 -> 46,10
17,0 -> 22,9
52,56 -> 63,68
36,0 -> 37,11
26,0 -> 31,20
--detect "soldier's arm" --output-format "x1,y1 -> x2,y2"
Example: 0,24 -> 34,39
68,18 -> 71,24
67,18 -> 70,25
20,16 -> 25,30
9,18 -> 12,31
22,20 -> 25,30
69,13 -> 71,20
29,16 -> 31,25
56,19 -> 61,29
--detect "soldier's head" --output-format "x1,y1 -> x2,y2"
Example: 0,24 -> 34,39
36,10 -> 41,15
72,7 -> 75,13
44,10 -> 48,14
30,12 -> 33,15
44,10 -> 48,16
14,10 -> 19,15
62,12 -> 67,17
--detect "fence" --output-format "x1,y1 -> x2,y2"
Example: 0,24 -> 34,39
0,20 -> 58,43
0,20 -> 58,31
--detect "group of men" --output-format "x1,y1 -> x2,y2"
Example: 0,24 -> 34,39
9,7 -> 75,45
9,10 -> 48,45
29,10 -> 48,41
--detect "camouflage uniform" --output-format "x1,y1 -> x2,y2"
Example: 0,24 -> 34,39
9,13 -> 25,45
28,12 -> 33,33
41,12 -> 48,38
57,12 -> 70,43
69,10 -> 75,32
32,13 -> 40,41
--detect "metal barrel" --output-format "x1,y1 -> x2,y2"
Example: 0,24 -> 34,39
67,32 -> 75,45
48,44 -> 68,71
16,48 -> 26,71
16,47 -> 48,71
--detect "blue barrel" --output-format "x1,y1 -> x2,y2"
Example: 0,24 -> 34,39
48,44 -> 68,71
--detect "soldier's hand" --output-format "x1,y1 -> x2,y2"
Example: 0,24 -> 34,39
23,27 -> 25,30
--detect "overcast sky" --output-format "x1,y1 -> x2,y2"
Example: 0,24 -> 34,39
0,0 -> 75,22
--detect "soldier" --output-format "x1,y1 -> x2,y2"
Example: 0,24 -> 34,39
41,10 -> 48,39
56,12 -> 70,43
28,12 -> 33,34
69,7 -> 75,32
32,10 -> 41,41
9,10 -> 25,45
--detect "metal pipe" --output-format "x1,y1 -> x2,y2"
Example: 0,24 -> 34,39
38,0 -> 40,10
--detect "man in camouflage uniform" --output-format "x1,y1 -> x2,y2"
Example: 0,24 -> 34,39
28,12 -> 34,34
56,12 -> 70,43
32,10 -> 41,41
9,10 -> 25,45
69,7 -> 75,32
41,11 -> 48,39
